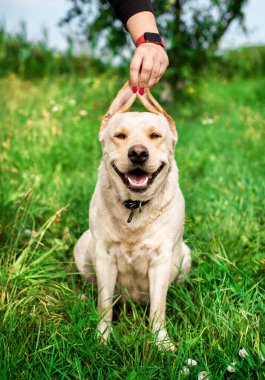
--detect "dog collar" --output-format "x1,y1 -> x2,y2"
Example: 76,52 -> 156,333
123,200 -> 150,223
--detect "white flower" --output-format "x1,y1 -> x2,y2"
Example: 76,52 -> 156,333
198,371 -> 210,380
227,365 -> 235,373
239,348 -> 248,357
52,104 -> 61,113
186,358 -> 198,366
180,366 -> 190,375
24,229 -> 37,237
79,109 -> 88,116
68,98 -> 76,105
84,78 -> 93,84
201,118 -> 214,125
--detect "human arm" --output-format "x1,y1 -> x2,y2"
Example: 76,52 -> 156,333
108,1 -> 169,91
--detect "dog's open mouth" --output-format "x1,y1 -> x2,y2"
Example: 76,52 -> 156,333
112,164 -> 165,192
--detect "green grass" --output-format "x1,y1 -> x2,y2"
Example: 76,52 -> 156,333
0,73 -> 264,379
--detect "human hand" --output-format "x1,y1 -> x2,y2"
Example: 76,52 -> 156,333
129,43 -> 169,94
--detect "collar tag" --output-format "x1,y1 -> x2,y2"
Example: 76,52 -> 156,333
123,200 -> 150,223
127,210 -> 135,223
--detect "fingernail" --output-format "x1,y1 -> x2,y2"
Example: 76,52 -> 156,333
139,87 -> 145,95
132,86 -> 137,93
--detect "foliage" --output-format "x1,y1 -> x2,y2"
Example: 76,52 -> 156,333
61,0 -> 248,80
1,23 -> 265,82
0,73 -> 264,378
216,45 -> 265,78
0,24 -> 103,79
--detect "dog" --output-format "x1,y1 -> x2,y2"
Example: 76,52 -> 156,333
74,82 -> 191,350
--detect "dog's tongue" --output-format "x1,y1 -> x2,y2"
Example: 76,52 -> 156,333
126,173 -> 149,187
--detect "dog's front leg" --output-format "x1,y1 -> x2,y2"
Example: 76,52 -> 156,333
95,243 -> 117,343
149,255 -> 175,351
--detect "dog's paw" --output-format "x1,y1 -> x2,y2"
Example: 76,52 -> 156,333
97,320 -> 112,344
157,338 -> 176,352
155,328 -> 176,352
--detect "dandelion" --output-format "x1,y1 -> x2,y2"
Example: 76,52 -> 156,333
2,139 -> 10,149
198,371 -> 210,380
187,87 -> 195,94
51,126 -> 57,136
239,348 -> 248,357
8,72 -> 16,80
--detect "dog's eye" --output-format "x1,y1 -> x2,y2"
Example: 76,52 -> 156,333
150,132 -> 161,139
114,133 -> 126,140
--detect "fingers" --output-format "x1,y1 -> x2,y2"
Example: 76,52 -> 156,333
139,55 -> 154,90
130,53 -> 143,93
148,60 -> 161,89
129,44 -> 169,93
155,60 -> 168,86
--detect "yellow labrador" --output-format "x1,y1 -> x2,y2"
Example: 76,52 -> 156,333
74,82 -> 191,350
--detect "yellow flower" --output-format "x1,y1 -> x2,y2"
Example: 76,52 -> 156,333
8,72 -> 16,80
186,87 -> 195,94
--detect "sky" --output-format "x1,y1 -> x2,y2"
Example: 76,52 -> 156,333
1,0 -> 265,51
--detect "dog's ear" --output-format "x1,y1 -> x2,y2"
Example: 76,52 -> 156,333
99,81 -> 136,140
137,88 -> 178,142
100,82 -> 177,144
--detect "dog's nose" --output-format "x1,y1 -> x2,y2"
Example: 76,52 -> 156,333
128,144 -> 149,164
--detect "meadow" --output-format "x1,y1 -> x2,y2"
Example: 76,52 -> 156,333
0,72 -> 264,379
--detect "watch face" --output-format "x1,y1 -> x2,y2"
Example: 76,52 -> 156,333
144,32 -> 161,43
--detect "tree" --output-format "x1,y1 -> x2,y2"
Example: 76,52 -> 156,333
60,0 -> 248,80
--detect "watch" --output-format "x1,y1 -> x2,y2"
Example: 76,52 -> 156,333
136,32 -> 165,49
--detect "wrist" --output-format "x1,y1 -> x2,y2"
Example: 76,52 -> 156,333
126,11 -> 159,44
136,32 -> 165,49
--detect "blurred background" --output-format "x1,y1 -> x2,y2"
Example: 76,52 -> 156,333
1,0 -> 265,81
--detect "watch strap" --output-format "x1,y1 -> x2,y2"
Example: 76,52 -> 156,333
136,32 -> 165,49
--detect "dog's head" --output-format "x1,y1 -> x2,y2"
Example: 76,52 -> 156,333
99,82 -> 178,197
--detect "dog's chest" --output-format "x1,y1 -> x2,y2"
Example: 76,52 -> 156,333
110,239 -> 157,274
109,239 -> 159,302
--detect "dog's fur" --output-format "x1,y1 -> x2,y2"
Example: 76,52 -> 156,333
74,82 -> 191,350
